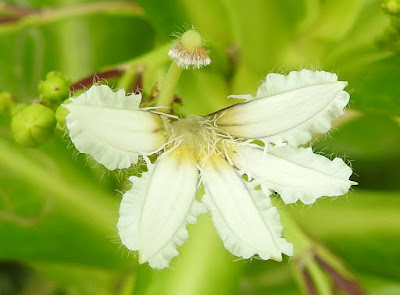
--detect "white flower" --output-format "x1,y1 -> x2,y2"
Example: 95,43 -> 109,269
64,69 -> 356,269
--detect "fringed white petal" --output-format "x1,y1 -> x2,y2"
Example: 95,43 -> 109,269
200,156 -> 293,261
231,144 -> 355,205
168,45 -> 211,69
216,70 -> 350,146
117,151 -> 206,269
65,85 -> 165,170
70,84 -> 142,109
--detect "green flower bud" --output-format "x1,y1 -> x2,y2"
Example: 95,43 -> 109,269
39,71 -> 71,105
168,29 -> 211,69
0,92 -> 15,114
11,103 -> 29,117
11,104 -> 56,147
55,99 -> 71,129
382,0 -> 400,16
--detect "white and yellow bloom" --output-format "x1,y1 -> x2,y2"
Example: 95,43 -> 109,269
65,69 -> 356,269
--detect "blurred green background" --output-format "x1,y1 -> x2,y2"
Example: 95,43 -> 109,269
0,0 -> 400,294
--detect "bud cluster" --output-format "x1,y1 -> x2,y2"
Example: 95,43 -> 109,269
11,104 -> 56,148
39,71 -> 71,105
5,71 -> 72,148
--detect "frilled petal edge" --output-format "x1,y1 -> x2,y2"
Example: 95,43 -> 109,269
65,85 -> 165,170
200,156 -> 293,261
117,150 -> 206,269
215,70 -> 350,146
230,144 -> 356,204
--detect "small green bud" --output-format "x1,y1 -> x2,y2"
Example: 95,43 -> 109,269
382,0 -> 400,16
39,71 -> 71,105
180,30 -> 203,52
11,104 -> 56,147
0,92 -> 15,114
55,99 -> 71,128
11,103 -> 29,117
168,29 -> 211,69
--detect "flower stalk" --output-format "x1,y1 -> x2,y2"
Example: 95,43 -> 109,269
0,2 -> 144,34
155,61 -> 183,112
278,209 -> 364,295
155,29 -> 211,113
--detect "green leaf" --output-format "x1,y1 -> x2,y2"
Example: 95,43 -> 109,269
219,0 -> 306,71
135,0 -> 189,39
0,134 -> 135,270
179,0 -> 232,63
340,56 -> 400,115
32,262 -> 135,295
314,114 -> 400,190
360,275 -> 400,295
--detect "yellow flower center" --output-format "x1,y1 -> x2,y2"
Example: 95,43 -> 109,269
164,117 -> 227,164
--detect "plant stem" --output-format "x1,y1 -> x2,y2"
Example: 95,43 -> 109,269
276,208 -> 313,255
117,65 -> 138,92
121,42 -> 173,69
156,61 -> 183,112
306,259 -> 333,295
0,1 -> 144,35
278,207 -> 334,294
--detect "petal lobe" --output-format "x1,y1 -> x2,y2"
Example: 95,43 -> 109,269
201,156 -> 293,261
216,70 -> 350,146
231,144 -> 355,204
117,150 -> 206,269
65,85 -> 165,170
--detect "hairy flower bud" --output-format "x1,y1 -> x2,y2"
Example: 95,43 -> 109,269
0,92 -> 15,114
11,104 -> 56,147
168,29 -> 211,69
39,71 -> 71,105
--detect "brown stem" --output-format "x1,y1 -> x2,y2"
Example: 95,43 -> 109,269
315,255 -> 365,295
70,69 -> 124,91
0,3 -> 37,17
302,267 -> 319,295
0,17 -> 21,24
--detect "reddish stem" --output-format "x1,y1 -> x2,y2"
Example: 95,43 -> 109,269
70,69 -> 124,91
315,255 -> 365,295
